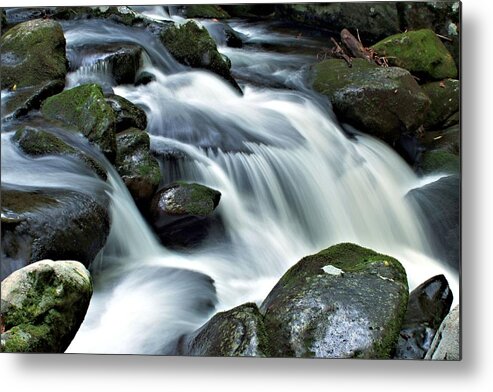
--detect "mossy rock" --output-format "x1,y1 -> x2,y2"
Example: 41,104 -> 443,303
0,19 -> 68,89
160,21 -> 241,91
372,29 -> 458,81
115,129 -> 161,206
106,94 -> 147,132
420,150 -> 460,175
175,303 -> 271,357
422,79 -> 459,130
260,243 -> 409,358
1,188 -> 110,280
12,127 -> 106,180
184,5 -> 230,19
312,59 -> 430,143
1,260 -> 92,353
41,84 -> 117,161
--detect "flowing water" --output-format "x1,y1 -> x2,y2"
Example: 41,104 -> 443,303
1,9 -> 459,354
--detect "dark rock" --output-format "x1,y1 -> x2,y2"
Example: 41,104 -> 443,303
183,5 -> 230,19
419,150 -> 460,175
1,259 -> 92,353
12,127 -> 106,180
221,4 -> 275,18
312,59 -> 430,143
372,29 -> 458,81
160,21 -> 242,92
422,79 -> 460,130
394,274 -> 453,359
424,304 -> 460,360
135,71 -> 156,86
260,243 -> 409,358
115,129 -> 161,207
175,303 -> 271,357
1,188 -> 110,280
204,21 -> 244,48
106,94 -> 147,132
41,84 -> 117,161
0,19 -> 68,89
406,175 -> 460,271
421,124 -> 460,156
4,7 -> 56,27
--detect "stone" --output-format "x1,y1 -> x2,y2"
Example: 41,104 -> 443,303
425,305 -> 460,360
106,94 -> 147,132
422,79 -> 460,130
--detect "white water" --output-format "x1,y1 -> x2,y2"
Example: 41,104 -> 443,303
1,11 -> 459,355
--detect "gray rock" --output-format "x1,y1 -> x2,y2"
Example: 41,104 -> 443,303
260,243 -> 409,358
1,260 -> 92,353
106,94 -> 147,132
425,305 -> 460,360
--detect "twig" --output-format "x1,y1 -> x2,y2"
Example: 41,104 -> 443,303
436,33 -> 453,42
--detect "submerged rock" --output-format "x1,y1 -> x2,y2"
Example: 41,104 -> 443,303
422,79 -> 460,130
1,259 -> 92,353
41,84 -> 117,161
106,94 -> 147,132
1,188 -> 110,280
394,275 -> 453,359
260,243 -> 409,358
425,305 -> 460,360
204,21 -> 244,48
0,19 -> 68,89
312,59 -> 430,143
160,21 -> 241,92
115,129 -> 161,207
175,303 -> 270,357
372,29 -> 458,81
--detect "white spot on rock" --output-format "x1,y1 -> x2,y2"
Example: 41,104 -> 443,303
322,265 -> 344,276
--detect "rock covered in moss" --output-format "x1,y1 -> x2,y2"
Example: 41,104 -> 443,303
312,59 -> 430,143
260,243 -> 409,358
1,188 -> 110,280
0,19 -> 68,89
425,304 -> 460,360
420,150 -> 460,175
12,127 -> 106,180
371,29 -> 457,81
41,84 -> 117,161
184,5 -> 230,19
394,274 -> 453,359
115,129 -> 160,206
160,21 -> 241,91
1,259 -> 92,353
221,4 -> 275,18
176,303 -> 270,357
422,79 -> 460,130
106,94 -> 147,132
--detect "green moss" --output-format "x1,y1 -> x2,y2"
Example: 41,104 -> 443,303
41,84 -> 116,160
1,189 -> 59,216
421,79 -> 460,129
175,181 -> 221,216
185,5 -> 230,19
420,150 -> 460,175
0,19 -> 67,89
13,127 -> 76,156
372,29 -> 457,80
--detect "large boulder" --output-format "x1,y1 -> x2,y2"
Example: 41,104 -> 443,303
12,127 -> 106,180
106,94 -> 147,132
312,59 -> 430,143
150,182 -> 222,248
406,175 -> 460,271
1,188 -> 110,280
0,19 -> 67,89
260,243 -> 409,358
275,3 -> 400,43
175,303 -> 271,357
115,129 -> 161,207
394,275 -> 453,359
160,21 -> 241,91
425,305 -> 460,360
41,84 -> 117,161
371,29 -> 458,81
1,260 -> 92,353
422,79 -> 460,130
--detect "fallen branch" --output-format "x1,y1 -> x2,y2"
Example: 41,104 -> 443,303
330,37 -> 352,67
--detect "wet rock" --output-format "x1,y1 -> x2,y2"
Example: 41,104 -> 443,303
1,259 -> 92,353
204,21 -> 244,48
372,29 -> 458,81
106,94 -> 147,132
425,305 -> 460,360
183,5 -> 230,19
419,149 -> 460,175
1,188 -> 110,280
3,7 -> 56,27
422,79 -> 460,130
115,129 -> 161,207
150,182 -> 222,248
0,19 -> 68,90
312,59 -> 430,143
135,71 -> 156,86
406,175 -> 460,271
394,275 -> 453,359
221,4 -> 275,18
260,243 -> 409,358
41,84 -> 117,161
160,21 -> 241,92
175,303 -> 271,357
421,124 -> 460,156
